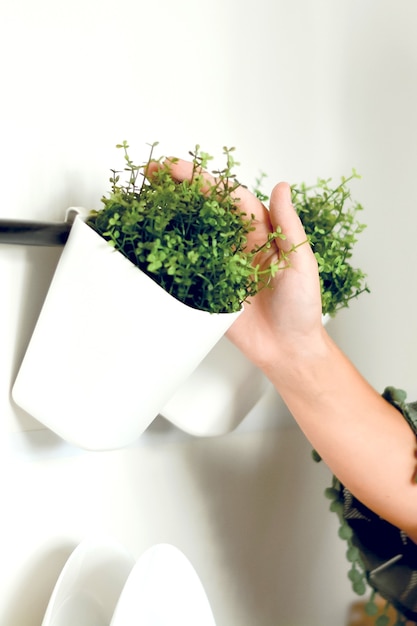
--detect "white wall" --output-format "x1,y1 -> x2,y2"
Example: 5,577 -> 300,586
1,0 -> 417,624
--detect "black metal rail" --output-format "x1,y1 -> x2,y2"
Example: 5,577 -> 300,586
0,219 -> 71,246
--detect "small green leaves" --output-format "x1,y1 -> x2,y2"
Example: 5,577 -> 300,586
320,470 -> 407,624
253,169 -> 369,316
311,449 -> 322,462
348,566 -> 363,583
291,171 -> 369,317
382,387 -> 417,482
338,522 -> 354,540
321,474 -> 371,602
365,600 -> 379,616
364,594 -> 408,625
252,172 -> 270,203
87,143 -> 285,313
324,487 -> 340,500
346,545 -> 361,563
89,145 -> 369,316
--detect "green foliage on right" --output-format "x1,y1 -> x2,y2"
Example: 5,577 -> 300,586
315,385 -> 417,625
322,475 -> 408,626
291,171 -> 369,317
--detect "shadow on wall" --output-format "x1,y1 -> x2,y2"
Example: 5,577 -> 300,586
12,246 -> 63,378
1,540 -> 76,626
183,426 -> 335,624
8,245 -> 63,432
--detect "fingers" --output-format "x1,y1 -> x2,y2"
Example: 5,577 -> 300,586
146,152 -> 318,285
147,157 -> 271,226
269,182 -> 309,253
149,158 -> 197,183
147,159 -> 309,254
146,157 -> 216,191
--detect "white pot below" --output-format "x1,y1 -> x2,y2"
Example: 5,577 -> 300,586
161,336 -> 270,436
160,314 -> 331,436
110,544 -> 216,626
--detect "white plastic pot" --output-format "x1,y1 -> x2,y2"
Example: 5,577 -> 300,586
160,314 -> 330,436
160,336 -> 270,436
12,212 -> 241,450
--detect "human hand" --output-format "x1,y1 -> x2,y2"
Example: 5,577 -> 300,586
147,158 -> 324,372
225,180 -> 324,372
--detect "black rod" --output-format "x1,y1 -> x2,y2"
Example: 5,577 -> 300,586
0,219 -> 72,246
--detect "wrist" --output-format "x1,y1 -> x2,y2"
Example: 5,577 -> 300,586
260,326 -> 334,393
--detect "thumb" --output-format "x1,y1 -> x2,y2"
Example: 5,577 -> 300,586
269,182 -> 308,254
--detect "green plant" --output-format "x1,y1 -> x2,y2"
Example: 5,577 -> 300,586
89,143 -> 369,317
313,387 -> 417,625
254,170 -> 369,316
291,172 -> 369,317
87,142 -> 293,314
319,472 -> 408,626
324,476 -> 407,626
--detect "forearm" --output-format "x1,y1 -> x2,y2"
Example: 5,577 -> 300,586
262,328 -> 417,538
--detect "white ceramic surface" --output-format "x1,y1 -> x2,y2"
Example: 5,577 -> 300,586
160,314 -> 331,436
161,335 -> 270,436
12,213 -> 241,450
110,544 -> 216,626
41,538 -> 135,626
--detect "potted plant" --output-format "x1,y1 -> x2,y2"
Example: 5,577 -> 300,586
12,142 -> 292,450
291,170 -> 369,318
314,388 -> 417,626
161,169 -> 369,437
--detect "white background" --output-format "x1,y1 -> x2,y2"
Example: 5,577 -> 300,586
1,0 -> 417,624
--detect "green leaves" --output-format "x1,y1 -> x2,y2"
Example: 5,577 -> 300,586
321,472 -> 409,625
364,594 -> 408,625
291,171 -> 369,317
291,172 -> 369,317
318,386 -> 417,625
322,475 -> 369,598
89,144 -> 369,316
253,169 -> 369,316
87,143 -> 284,314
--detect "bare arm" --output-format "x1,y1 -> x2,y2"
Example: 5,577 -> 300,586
264,326 -> 417,539
230,181 -> 417,541
158,159 -> 417,540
